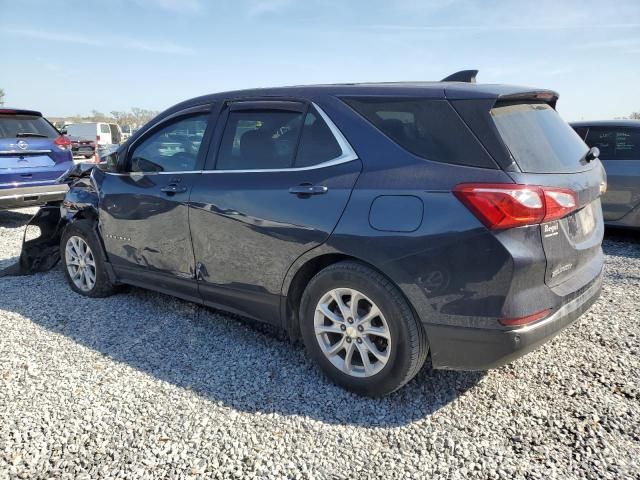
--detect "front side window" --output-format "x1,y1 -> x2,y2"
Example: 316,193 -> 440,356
129,114 -> 209,172
216,109 -> 304,170
584,127 -> 640,160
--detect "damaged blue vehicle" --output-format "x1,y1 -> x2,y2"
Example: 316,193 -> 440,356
12,71 -> 605,396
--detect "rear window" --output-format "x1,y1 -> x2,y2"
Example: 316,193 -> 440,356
343,97 -> 496,168
584,127 -> 640,160
100,124 -> 111,134
0,114 -> 58,139
491,103 -> 588,173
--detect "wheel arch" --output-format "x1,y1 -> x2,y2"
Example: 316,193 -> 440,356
282,252 -> 426,345
61,208 -> 117,284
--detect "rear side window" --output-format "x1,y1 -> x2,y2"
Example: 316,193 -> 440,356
217,110 -> 304,170
491,103 -> 588,173
295,108 -> 342,167
584,127 -> 640,160
342,97 -> 495,168
0,114 -> 58,139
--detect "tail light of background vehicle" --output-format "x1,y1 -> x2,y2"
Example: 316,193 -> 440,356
454,183 -> 578,230
54,135 -> 72,150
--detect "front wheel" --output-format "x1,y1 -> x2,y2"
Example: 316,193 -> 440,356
300,261 -> 429,397
61,220 -> 116,297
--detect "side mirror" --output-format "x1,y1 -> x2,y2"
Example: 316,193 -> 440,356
585,146 -> 600,162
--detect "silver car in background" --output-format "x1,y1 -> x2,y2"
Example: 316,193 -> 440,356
572,120 -> 640,229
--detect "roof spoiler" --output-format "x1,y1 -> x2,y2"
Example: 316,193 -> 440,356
441,70 -> 478,83
0,108 -> 43,116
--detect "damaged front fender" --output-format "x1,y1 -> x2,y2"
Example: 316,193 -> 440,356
1,162 -> 101,277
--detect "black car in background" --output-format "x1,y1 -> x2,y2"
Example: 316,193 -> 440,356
572,120 -> 640,229
24,73 -> 605,396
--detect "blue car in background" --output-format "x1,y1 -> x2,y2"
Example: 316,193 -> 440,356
0,108 -> 73,210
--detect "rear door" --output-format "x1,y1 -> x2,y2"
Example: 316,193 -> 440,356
189,99 -> 361,324
583,126 -> 640,221
489,102 -> 605,289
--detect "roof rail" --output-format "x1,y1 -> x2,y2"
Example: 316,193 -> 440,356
441,70 -> 478,83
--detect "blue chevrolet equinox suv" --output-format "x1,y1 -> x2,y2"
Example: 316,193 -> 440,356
24,73 -> 605,396
0,108 -> 73,210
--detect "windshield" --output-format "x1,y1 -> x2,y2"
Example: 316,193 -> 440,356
0,114 -> 59,139
491,103 -> 589,173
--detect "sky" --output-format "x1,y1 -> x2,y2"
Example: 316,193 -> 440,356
0,0 -> 639,121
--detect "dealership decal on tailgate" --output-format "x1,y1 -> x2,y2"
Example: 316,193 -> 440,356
543,222 -> 559,238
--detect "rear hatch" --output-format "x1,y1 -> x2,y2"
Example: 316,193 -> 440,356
0,110 -> 68,171
489,101 -> 605,290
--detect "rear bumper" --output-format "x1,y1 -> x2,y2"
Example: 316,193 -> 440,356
425,269 -> 603,370
0,184 -> 69,210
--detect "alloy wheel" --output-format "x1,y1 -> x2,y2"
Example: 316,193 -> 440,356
314,288 -> 391,378
65,235 -> 96,292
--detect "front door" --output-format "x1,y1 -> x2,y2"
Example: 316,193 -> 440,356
189,100 -> 362,324
99,107 -> 214,302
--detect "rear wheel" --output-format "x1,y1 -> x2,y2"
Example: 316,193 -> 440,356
300,261 -> 428,397
61,220 -> 115,297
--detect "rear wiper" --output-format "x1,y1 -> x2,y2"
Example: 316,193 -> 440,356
15,132 -> 48,138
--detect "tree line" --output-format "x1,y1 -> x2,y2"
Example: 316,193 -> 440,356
49,108 -> 160,130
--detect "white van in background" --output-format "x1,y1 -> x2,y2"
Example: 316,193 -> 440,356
65,122 -> 123,146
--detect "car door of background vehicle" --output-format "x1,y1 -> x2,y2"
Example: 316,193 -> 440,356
99,105 -> 215,302
584,126 -> 640,221
189,99 -> 362,325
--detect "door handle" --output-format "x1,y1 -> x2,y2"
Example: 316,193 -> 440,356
289,184 -> 328,196
160,184 -> 187,195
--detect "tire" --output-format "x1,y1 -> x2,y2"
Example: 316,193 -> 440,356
299,261 -> 428,397
60,219 -> 116,297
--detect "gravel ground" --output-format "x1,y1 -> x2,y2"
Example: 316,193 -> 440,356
0,207 -> 639,479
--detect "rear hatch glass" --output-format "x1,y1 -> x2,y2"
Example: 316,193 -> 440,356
0,114 -> 58,139
492,102 -> 604,290
491,103 -> 589,173
0,114 -> 60,169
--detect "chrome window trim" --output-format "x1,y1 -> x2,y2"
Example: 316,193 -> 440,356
109,102 -> 358,176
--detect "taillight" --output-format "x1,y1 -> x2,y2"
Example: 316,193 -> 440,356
54,135 -> 72,150
96,135 -> 100,142
543,188 -> 577,222
454,183 -> 578,230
